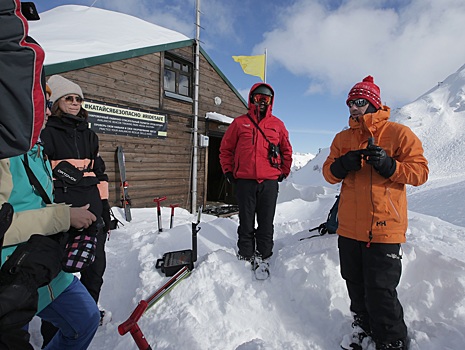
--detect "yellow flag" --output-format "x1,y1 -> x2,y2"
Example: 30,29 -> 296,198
232,55 -> 265,81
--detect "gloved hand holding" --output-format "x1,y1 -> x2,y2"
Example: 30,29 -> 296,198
364,145 -> 396,178
0,234 -> 63,332
330,150 -> 362,179
224,172 -> 236,184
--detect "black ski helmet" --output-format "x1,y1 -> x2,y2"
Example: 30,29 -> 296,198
250,85 -> 273,103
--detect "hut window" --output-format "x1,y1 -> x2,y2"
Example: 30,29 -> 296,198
164,55 -> 192,98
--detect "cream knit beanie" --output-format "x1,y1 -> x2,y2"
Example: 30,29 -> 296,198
47,75 -> 84,102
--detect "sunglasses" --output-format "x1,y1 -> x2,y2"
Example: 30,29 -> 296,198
347,98 -> 369,108
46,100 -> 53,110
64,95 -> 83,103
252,93 -> 272,105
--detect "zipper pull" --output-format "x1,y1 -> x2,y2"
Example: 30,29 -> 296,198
366,231 -> 373,248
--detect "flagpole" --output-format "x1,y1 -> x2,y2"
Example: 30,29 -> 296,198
264,48 -> 267,83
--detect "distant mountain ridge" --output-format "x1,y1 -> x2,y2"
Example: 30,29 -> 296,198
291,152 -> 314,172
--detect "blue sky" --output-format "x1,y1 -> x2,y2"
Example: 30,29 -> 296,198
34,0 -> 465,154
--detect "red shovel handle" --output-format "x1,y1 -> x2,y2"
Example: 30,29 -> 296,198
169,203 -> 179,214
118,300 -> 148,335
153,196 -> 167,207
130,323 -> 152,350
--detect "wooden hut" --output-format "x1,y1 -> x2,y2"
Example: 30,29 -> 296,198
35,6 -> 247,212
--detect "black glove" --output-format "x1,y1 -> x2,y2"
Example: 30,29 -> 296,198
224,172 -> 236,184
330,150 -> 362,179
364,145 -> 396,178
278,174 -> 285,182
0,235 -> 63,332
101,199 -> 111,233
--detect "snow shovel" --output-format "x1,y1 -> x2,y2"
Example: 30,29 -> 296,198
169,203 -> 179,229
153,196 -> 166,233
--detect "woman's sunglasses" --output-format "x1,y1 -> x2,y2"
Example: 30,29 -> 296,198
64,95 -> 83,103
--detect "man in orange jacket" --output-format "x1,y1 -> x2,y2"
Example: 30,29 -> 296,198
220,83 -> 292,277
323,76 -> 428,350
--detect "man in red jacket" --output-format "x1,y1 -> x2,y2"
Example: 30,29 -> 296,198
219,83 -> 292,275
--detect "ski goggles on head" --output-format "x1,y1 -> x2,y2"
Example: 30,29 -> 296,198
252,93 -> 272,105
347,98 -> 369,108
63,95 -> 83,104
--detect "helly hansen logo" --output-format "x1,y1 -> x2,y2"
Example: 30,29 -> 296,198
376,221 -> 387,226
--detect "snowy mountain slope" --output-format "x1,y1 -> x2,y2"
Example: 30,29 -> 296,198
392,64 -> 465,185
290,152 -> 314,172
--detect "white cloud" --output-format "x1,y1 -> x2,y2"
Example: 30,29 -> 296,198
254,0 -> 465,106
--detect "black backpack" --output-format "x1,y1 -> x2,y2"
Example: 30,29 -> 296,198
300,195 -> 339,241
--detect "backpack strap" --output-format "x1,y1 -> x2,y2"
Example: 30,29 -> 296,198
21,154 -> 52,205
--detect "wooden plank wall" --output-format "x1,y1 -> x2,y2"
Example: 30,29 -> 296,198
47,45 -> 246,212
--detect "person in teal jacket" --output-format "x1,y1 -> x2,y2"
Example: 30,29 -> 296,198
0,86 -> 100,349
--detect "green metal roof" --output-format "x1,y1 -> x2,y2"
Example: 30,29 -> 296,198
44,39 -> 246,107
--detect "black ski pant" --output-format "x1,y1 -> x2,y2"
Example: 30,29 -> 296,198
41,229 -> 107,347
338,235 -> 408,344
80,229 -> 107,303
235,179 -> 278,259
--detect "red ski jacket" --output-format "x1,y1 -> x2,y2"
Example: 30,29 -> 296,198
219,83 -> 292,182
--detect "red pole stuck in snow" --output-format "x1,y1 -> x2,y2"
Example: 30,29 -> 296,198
153,196 -> 167,233
169,203 -> 179,229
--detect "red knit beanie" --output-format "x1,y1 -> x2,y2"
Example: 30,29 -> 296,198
346,75 -> 382,109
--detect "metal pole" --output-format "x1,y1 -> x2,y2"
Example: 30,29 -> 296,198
192,0 -> 201,213
264,48 -> 267,83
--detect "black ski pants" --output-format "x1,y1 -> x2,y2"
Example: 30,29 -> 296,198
80,229 -> 107,303
235,179 -> 278,259
338,235 -> 408,344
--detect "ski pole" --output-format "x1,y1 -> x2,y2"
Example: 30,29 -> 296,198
169,203 -> 179,229
153,196 -> 167,233
118,266 -> 191,349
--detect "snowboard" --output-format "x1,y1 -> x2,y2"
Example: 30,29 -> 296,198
117,146 -> 132,222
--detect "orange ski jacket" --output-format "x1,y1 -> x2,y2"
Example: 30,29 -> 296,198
322,106 -> 428,244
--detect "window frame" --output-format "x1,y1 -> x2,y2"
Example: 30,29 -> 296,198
163,54 -> 193,101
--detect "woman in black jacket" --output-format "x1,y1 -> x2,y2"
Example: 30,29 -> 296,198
40,75 -> 111,345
